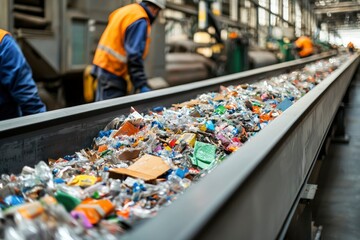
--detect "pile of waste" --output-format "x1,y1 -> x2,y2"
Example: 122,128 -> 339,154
0,56 -> 344,239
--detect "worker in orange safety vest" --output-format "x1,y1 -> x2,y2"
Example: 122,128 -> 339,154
92,0 -> 165,101
294,35 -> 314,58
347,42 -> 355,53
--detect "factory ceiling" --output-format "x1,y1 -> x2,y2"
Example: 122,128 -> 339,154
312,0 -> 360,29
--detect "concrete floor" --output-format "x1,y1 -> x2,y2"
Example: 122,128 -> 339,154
313,66 -> 360,240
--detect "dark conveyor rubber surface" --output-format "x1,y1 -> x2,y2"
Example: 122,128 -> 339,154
314,66 -> 360,240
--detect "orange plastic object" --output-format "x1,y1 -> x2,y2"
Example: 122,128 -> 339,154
116,208 -> 130,219
252,106 -> 261,114
225,104 -> 235,110
260,113 -> 272,122
307,76 -> 315,83
229,32 -> 238,39
229,91 -> 238,97
114,121 -> 139,137
98,145 -> 108,153
18,202 -> 44,219
226,145 -> 238,152
41,196 -> 57,206
73,199 -> 115,225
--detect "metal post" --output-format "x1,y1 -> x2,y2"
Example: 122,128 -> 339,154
285,184 -> 318,240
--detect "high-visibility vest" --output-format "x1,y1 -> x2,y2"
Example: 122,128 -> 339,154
93,4 -> 151,77
0,29 -> 10,43
347,42 -> 354,48
295,36 -> 314,58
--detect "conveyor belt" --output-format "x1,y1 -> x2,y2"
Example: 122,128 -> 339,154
0,51 -> 359,239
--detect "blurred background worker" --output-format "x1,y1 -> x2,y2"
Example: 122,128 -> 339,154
347,41 -> 355,53
294,35 -> 314,58
0,29 -> 46,121
92,0 -> 165,101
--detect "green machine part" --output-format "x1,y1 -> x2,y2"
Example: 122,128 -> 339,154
314,40 -> 331,53
277,39 -> 295,62
226,37 -> 249,74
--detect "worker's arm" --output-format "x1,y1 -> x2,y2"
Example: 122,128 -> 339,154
124,19 -> 150,92
0,35 -> 46,116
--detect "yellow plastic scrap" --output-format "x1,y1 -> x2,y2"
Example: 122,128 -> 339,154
176,133 -> 197,147
68,175 -> 98,187
199,124 -> 207,132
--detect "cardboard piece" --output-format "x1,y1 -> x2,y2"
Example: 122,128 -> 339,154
173,99 -> 202,108
114,121 -> 139,137
189,109 -> 201,117
81,148 -> 98,162
213,94 -> 225,101
118,149 -> 141,161
109,154 -> 170,181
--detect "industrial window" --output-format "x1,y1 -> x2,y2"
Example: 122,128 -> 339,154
270,0 -> 278,26
71,19 -> 88,66
258,0 -> 268,26
283,0 -> 289,21
295,1 -> 301,36
240,1 -> 248,24
250,3 -> 257,28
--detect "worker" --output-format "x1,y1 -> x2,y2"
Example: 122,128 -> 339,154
294,35 -> 314,58
92,0 -> 165,101
0,29 -> 46,121
347,42 -> 355,54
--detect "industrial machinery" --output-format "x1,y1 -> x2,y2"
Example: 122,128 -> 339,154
164,0 -> 278,86
1,52 -> 358,238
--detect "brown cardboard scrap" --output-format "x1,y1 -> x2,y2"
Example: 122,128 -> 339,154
213,94 -> 225,101
173,99 -> 202,108
81,148 -> 99,162
117,149 -> 141,161
109,154 -> 170,181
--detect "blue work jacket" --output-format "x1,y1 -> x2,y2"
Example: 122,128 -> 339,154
0,34 -> 46,120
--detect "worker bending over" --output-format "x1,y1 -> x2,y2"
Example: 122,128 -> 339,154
0,29 -> 46,121
92,0 -> 165,101
294,35 -> 314,58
